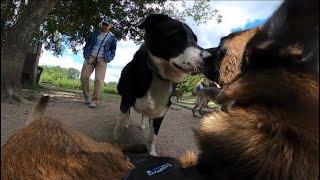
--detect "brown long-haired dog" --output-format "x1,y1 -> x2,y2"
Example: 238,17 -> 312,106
198,0 -> 319,179
1,0 -> 318,179
1,96 -> 134,179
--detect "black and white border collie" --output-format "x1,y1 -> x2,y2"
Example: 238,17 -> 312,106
113,14 -> 211,156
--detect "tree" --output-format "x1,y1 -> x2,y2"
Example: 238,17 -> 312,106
66,68 -> 80,80
1,0 -> 59,98
1,0 -> 221,98
39,0 -> 221,55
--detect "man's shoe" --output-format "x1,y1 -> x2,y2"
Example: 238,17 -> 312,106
89,101 -> 98,108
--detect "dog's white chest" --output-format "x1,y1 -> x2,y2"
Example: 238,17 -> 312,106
134,75 -> 172,118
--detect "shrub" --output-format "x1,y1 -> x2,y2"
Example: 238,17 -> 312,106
40,66 -> 118,94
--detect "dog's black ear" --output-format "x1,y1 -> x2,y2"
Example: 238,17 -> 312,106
136,14 -> 171,29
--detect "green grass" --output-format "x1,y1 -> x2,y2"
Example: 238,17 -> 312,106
39,81 -> 118,95
179,95 -> 196,104
176,94 -> 220,109
39,65 -> 118,95
38,83 -> 121,101
101,93 -> 121,101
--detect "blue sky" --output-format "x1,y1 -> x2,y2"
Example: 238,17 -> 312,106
39,0 -> 283,83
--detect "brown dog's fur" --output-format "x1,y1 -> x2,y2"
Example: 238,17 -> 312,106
179,150 -> 198,168
1,96 -> 134,179
195,0 -> 319,179
217,27 -> 261,86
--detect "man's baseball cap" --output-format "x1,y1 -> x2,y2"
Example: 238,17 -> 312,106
102,17 -> 114,26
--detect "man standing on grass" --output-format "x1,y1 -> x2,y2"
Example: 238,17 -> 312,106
81,17 -> 117,108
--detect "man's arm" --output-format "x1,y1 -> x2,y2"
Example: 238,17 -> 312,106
107,36 -> 117,62
83,33 -> 93,50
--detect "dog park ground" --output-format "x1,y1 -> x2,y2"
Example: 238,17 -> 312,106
0,86 -> 213,158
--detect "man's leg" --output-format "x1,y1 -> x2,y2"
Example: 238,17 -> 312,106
90,57 -> 107,107
80,56 -> 95,104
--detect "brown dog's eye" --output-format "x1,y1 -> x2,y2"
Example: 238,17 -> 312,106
218,49 -> 227,59
240,49 -> 252,74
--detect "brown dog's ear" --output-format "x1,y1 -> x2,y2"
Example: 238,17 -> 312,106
136,14 -> 171,29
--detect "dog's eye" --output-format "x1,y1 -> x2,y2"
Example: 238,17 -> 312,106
166,30 -> 179,38
168,35 -> 185,44
166,33 -> 178,40
218,49 -> 227,59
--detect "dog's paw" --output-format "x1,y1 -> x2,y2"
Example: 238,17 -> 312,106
113,127 -> 122,141
140,124 -> 146,130
125,123 -> 130,129
149,150 -> 158,156
140,116 -> 148,130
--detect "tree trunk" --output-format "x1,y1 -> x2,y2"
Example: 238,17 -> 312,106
1,0 -> 58,96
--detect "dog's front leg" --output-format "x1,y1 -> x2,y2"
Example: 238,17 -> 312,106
140,114 -> 148,130
148,116 -> 164,156
199,98 -> 207,115
192,103 -> 198,117
113,99 -> 131,141
113,110 -> 130,141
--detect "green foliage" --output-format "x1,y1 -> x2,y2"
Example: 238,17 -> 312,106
66,67 -> 80,79
40,65 -> 82,89
180,0 -> 222,25
2,0 -> 222,49
1,0 -> 27,45
102,82 -> 118,94
34,0 -> 221,55
40,65 -> 118,94
176,74 -> 203,96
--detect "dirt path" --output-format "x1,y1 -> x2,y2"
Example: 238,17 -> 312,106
1,87 -> 201,158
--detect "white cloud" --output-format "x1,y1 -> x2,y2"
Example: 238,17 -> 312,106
190,1 -> 283,48
105,66 -> 122,82
108,40 -> 140,67
39,1 -> 283,83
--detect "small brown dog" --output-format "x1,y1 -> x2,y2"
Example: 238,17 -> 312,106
1,96 -> 134,179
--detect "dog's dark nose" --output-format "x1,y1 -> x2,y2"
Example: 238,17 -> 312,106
203,54 -> 213,64
203,48 -> 217,63
201,51 -> 211,59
